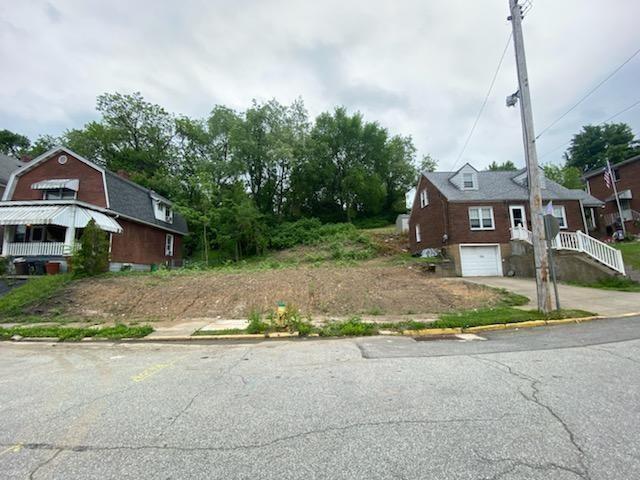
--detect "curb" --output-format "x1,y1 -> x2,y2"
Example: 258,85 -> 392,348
5,312 -> 640,343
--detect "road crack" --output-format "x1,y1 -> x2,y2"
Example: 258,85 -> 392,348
474,357 -> 591,480
28,448 -> 62,480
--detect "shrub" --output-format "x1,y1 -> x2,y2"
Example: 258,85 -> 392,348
71,220 -> 110,277
319,317 -> 378,337
246,311 -> 269,334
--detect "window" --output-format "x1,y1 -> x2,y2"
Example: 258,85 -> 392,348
552,206 -> 567,229
165,233 -> 174,256
415,224 -> 421,243
419,189 -> 428,208
164,206 -> 173,223
462,173 -> 476,189
30,226 -> 44,242
153,200 -> 174,223
469,207 -> 494,230
585,208 -> 597,230
613,169 -> 620,181
43,188 -> 76,200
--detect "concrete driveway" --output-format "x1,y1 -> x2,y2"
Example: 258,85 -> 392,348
464,276 -> 640,317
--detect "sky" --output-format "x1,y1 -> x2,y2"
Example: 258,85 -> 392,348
1,0 -> 639,172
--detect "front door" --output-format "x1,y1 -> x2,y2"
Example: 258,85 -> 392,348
509,205 -> 527,229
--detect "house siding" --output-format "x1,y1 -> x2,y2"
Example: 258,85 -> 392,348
587,159 -> 640,236
11,152 -> 108,207
110,218 -> 183,267
408,173 -> 585,253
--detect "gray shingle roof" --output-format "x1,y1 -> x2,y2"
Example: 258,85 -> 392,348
0,154 -> 23,185
423,169 -> 604,207
583,154 -> 640,179
105,171 -> 188,235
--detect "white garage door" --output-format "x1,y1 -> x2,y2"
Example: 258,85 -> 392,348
459,245 -> 502,277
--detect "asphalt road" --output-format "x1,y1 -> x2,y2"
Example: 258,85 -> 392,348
1,317 -> 640,479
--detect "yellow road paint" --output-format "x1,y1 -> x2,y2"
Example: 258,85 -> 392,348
0,444 -> 22,457
130,355 -> 187,383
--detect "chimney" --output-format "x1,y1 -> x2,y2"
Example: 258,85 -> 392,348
20,155 -> 32,163
116,170 -> 130,180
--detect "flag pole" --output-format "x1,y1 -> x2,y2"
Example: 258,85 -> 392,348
608,160 -> 627,237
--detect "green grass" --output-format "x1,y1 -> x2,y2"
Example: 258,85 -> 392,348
317,317 -> 378,337
193,328 -> 246,336
613,241 -> 640,270
492,288 -> 530,307
0,323 -> 153,341
0,274 -> 72,317
567,276 -> 640,292
430,307 -> 595,329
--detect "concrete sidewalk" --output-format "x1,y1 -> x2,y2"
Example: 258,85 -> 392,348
464,276 -> 640,317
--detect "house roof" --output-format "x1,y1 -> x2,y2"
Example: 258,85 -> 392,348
422,169 -> 604,207
0,154 -> 23,185
104,171 -> 188,235
583,154 -> 640,179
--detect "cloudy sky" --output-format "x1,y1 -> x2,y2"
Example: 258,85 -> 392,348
1,0 -> 639,171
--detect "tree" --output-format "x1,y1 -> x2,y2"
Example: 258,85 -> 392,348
0,129 -> 30,157
26,135 -> 59,158
419,154 -> 438,173
487,160 -> 517,171
72,220 -> 110,276
565,123 -> 639,172
543,164 -> 583,190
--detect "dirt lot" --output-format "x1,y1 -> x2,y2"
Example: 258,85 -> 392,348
45,262 -> 501,321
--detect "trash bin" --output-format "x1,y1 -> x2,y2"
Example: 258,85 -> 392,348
28,261 -> 46,276
45,261 -> 61,275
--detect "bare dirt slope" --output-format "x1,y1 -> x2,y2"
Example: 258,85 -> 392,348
49,262 -> 500,321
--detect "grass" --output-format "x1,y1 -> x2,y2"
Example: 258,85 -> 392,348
567,276 -> 640,292
613,241 -> 640,270
0,323 -> 153,341
0,274 -> 72,317
317,317 -> 378,337
493,288 -> 530,307
193,328 -> 246,336
430,307 -> 595,329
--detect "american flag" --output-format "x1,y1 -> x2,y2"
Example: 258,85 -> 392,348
604,160 -> 613,189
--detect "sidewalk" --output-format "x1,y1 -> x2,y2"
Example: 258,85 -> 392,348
463,276 -> 640,317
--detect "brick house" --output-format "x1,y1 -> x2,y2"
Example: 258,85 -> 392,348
583,155 -> 640,237
408,163 -> 605,276
0,147 -> 188,272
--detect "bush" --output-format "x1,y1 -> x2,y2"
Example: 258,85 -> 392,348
246,311 -> 269,334
71,220 -> 110,277
268,218 -> 368,250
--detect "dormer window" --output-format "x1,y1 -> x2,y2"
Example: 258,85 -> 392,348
462,173 -> 476,190
153,198 -> 173,224
43,188 -> 76,200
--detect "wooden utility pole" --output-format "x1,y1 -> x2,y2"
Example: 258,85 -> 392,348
508,0 -> 552,313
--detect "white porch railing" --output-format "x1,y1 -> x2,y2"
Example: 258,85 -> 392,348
510,226 -> 626,275
4,242 -> 68,257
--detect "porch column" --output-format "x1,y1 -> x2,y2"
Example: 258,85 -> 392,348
64,224 -> 76,256
2,226 -> 12,257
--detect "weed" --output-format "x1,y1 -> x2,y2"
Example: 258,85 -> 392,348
318,317 -> 378,337
0,323 -> 153,341
246,311 -> 269,334
431,307 -> 595,329
0,274 -> 72,317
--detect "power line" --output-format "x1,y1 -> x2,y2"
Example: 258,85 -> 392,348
538,97 -> 640,160
451,32 -> 512,170
536,46 -> 640,139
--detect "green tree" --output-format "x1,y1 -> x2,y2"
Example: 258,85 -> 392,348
419,154 -> 438,172
0,129 -> 30,157
543,164 -> 583,190
487,160 -> 517,171
565,123 -> 639,172
72,220 -> 110,276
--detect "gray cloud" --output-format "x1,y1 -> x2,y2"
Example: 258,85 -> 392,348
0,0 -> 638,171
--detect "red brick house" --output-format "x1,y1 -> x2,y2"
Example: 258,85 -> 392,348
583,155 -> 640,237
409,163 -> 607,276
0,147 -> 188,272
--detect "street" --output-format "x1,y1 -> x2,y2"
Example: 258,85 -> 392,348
1,318 -> 640,479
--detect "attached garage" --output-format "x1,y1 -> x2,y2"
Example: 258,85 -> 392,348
459,244 -> 503,277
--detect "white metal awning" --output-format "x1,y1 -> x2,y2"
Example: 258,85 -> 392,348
606,189 -> 632,202
0,205 -> 122,233
31,179 -> 80,191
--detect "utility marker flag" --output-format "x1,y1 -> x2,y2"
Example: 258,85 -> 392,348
604,160 -> 613,189
545,201 -> 554,216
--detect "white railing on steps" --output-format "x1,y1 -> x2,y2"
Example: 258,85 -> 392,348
510,226 -> 626,275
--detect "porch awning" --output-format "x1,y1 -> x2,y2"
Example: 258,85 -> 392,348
31,179 -> 80,191
606,189 -> 632,202
0,205 -> 122,233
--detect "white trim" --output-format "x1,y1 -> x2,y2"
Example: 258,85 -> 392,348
415,224 -> 421,243
508,205 -> 527,229
419,189 -> 428,208
468,206 -> 495,230
461,172 -> 477,190
165,233 -> 174,256
458,243 -> 503,277
2,146 -> 111,208
0,199 -> 186,235
552,205 -> 568,229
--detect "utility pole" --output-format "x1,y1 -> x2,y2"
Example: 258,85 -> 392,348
508,0 -> 552,313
